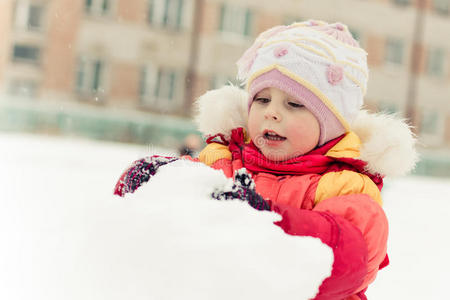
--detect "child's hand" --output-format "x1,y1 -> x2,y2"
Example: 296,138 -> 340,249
114,155 -> 178,197
212,168 -> 271,211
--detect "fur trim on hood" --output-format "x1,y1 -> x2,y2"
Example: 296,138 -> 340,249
194,85 -> 418,177
194,85 -> 249,142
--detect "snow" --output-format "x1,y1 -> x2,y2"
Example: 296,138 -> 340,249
127,160 -> 333,299
1,132 -> 450,299
366,176 -> 450,299
0,133 -> 333,300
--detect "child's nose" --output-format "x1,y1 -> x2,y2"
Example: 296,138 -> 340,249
264,105 -> 282,121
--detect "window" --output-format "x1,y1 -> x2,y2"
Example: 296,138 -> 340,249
377,101 -> 398,114
147,0 -> 185,30
219,4 -> 252,37
12,44 -> 41,64
433,0 -> 449,15
14,1 -> 45,31
427,48 -> 446,77
76,57 -> 107,100
385,38 -> 404,65
349,28 -> 362,45
85,0 -> 112,16
8,79 -> 38,98
419,110 -> 444,146
210,74 -> 238,89
28,4 -> 44,29
419,110 -> 445,146
392,0 -> 410,6
421,111 -> 438,135
283,16 -> 304,25
140,65 -> 180,112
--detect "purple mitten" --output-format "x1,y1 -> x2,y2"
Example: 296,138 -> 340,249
212,168 -> 271,211
114,155 -> 178,197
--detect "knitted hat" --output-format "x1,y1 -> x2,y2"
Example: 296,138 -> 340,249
236,20 -> 368,145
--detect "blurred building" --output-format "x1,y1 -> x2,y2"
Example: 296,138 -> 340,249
0,0 -> 196,115
0,0 -> 449,149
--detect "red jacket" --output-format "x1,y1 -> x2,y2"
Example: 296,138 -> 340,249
195,128 -> 389,300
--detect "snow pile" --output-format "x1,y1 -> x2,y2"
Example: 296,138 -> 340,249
126,160 -> 334,299
0,133 -> 333,300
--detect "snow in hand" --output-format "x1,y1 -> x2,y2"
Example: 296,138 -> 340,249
0,133 -> 333,300
125,159 -> 333,299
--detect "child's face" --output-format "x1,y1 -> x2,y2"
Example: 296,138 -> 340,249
248,87 -> 320,161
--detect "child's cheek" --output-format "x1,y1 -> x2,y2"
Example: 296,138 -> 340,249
247,110 -> 260,141
286,121 -> 319,151
286,121 -> 308,140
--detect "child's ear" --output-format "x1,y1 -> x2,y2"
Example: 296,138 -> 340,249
194,85 -> 249,142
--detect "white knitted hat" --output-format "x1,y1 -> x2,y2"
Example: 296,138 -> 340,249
237,20 -> 369,145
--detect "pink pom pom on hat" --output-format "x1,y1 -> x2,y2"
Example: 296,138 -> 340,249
237,20 -> 369,146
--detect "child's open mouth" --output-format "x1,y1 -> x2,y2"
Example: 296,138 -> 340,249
263,131 -> 286,141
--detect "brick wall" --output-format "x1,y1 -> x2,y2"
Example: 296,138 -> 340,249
110,62 -> 139,104
254,11 -> 282,34
366,34 -> 386,67
117,0 -> 147,24
411,43 -> 427,74
42,0 -> 83,93
191,73 -> 210,103
200,1 -> 220,35
0,0 -> 13,84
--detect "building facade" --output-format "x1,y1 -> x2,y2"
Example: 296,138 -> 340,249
0,0 -> 449,148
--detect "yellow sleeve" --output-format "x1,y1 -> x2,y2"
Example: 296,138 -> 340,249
198,143 -> 232,166
315,170 -> 382,206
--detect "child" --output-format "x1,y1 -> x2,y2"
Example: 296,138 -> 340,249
115,20 -> 417,300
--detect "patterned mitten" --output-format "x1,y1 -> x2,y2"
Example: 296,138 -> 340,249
212,168 -> 271,211
114,155 -> 178,197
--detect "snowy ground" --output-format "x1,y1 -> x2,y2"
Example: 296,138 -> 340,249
1,132 -> 450,299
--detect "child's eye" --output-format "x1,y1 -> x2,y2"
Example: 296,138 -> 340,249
288,102 -> 304,108
255,97 -> 270,104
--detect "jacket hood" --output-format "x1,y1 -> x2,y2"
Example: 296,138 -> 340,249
194,85 -> 418,177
